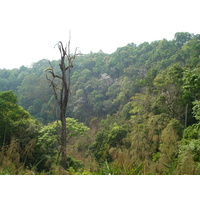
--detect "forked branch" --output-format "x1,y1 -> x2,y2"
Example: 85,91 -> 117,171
46,73 -> 61,106
45,34 -> 79,169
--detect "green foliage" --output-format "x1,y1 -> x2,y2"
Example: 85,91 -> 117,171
158,119 -> 183,174
35,118 -> 90,171
0,91 -> 31,146
1,32 -> 200,174
98,160 -> 143,175
66,156 -> 84,171
192,100 -> 200,121
183,69 -> 200,98
0,32 -> 198,126
89,114 -> 129,163
66,118 -> 90,140
183,124 -> 200,140
174,32 -> 194,47
108,125 -> 127,147
0,91 -> 43,173
182,100 -> 200,140
176,138 -> 200,174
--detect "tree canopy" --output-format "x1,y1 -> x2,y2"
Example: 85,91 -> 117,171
0,32 -> 199,174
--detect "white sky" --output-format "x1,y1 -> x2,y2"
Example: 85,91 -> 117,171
0,0 -> 199,69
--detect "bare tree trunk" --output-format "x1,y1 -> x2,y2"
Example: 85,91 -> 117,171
60,107 -> 67,168
59,52 -> 68,169
46,35 -> 78,169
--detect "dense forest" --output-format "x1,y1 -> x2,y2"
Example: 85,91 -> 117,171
0,32 -> 199,174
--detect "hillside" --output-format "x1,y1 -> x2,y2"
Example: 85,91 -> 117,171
0,32 -> 200,174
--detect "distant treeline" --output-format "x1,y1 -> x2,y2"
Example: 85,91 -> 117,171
0,32 -> 199,174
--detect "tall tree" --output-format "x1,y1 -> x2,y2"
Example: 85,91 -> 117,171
46,36 -> 78,169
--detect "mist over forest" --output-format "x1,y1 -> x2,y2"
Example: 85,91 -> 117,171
0,32 -> 200,175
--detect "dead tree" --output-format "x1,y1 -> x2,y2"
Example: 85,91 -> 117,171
46,37 -> 78,169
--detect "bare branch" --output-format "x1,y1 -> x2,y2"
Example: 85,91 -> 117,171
46,73 -> 61,106
47,60 -> 54,68
46,60 -> 62,79
46,34 -> 78,169
59,41 -> 66,58
68,31 -> 71,55
49,71 -> 62,79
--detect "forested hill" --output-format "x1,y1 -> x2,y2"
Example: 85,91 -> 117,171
0,32 -> 200,174
1,32 -> 199,125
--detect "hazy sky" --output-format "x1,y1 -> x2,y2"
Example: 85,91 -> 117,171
0,0 -> 199,69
